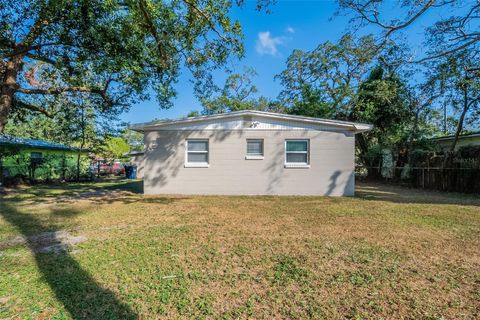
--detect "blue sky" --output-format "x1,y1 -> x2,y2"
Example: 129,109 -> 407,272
120,0 -> 445,125
121,0 -> 348,124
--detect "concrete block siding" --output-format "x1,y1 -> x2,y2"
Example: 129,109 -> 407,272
143,129 -> 355,196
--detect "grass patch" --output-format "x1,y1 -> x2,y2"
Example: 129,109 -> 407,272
272,255 -> 311,285
1,180 -> 479,319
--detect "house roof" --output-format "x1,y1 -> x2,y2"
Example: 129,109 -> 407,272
430,132 -> 480,142
130,110 -> 373,133
127,151 -> 145,156
0,134 -> 80,152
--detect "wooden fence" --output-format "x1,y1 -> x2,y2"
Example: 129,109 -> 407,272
357,166 -> 480,194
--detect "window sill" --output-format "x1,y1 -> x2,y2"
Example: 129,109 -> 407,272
185,163 -> 210,168
284,164 -> 310,169
245,155 -> 264,160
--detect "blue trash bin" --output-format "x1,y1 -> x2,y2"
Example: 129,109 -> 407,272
125,165 -> 137,179
130,166 -> 137,179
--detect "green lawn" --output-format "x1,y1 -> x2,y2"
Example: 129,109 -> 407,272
1,180 -> 479,319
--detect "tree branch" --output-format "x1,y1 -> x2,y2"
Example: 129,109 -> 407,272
416,35 -> 480,62
348,0 -> 435,41
13,99 -> 52,118
385,0 -> 435,39
1,42 -> 61,59
14,79 -> 113,105
16,86 -> 103,95
25,52 -> 58,66
137,0 -> 167,67
181,0 -> 228,43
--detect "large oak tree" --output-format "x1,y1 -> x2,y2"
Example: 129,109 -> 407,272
337,0 -> 480,148
0,0 -> 269,132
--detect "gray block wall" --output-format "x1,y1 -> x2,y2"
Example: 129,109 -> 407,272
142,129 -> 355,196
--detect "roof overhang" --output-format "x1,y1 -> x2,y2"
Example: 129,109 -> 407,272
130,110 -> 373,134
0,134 -> 85,152
430,132 -> 480,142
126,151 -> 145,156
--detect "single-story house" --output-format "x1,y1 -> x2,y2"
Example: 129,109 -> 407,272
130,110 -> 372,196
430,132 -> 480,151
0,134 -> 86,181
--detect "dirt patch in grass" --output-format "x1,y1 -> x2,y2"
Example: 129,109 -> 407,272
0,230 -> 87,254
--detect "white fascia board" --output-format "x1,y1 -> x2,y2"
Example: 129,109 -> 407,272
353,123 -> 374,133
130,110 -> 373,133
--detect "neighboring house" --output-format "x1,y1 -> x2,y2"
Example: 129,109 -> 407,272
131,110 -> 372,196
127,151 -> 145,179
431,132 -> 480,151
0,134 -> 85,180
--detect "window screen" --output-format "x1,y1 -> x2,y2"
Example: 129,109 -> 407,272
285,140 -> 309,165
186,140 -> 209,164
246,139 -> 264,156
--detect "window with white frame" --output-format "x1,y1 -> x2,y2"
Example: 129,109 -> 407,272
186,139 -> 209,167
246,139 -> 264,159
285,140 -> 309,167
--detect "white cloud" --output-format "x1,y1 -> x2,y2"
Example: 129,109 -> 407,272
255,31 -> 285,56
286,26 -> 295,34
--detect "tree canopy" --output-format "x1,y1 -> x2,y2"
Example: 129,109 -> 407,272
337,0 -> 480,62
426,50 -> 480,151
102,136 -> 131,161
332,1 -> 480,153
276,33 -> 437,164
197,67 -> 278,114
277,34 -> 378,118
0,0 -> 272,131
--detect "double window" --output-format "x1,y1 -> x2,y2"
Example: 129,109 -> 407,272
246,139 -> 264,159
185,139 -> 209,167
285,140 -> 309,167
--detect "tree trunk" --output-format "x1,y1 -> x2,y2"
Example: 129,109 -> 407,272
0,154 -> 3,184
449,86 -> 470,153
76,106 -> 86,181
76,152 -> 81,182
443,100 -> 447,134
76,142 -> 86,181
0,154 -> 6,194
1,12 -> 47,132
356,133 -> 369,165
442,84 -> 470,175
61,154 -> 66,181
0,93 -> 12,132
0,52 -> 24,132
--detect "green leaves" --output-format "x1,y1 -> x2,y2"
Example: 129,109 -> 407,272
102,136 -> 130,161
354,66 -> 413,148
278,33 -> 429,165
198,66 -> 276,114
1,0 -> 266,130
277,34 -> 378,117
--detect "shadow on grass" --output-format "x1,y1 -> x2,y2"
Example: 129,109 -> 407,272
356,182 -> 480,206
0,202 -> 137,319
103,179 -> 143,193
6,178 -> 142,196
6,181 -> 190,208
